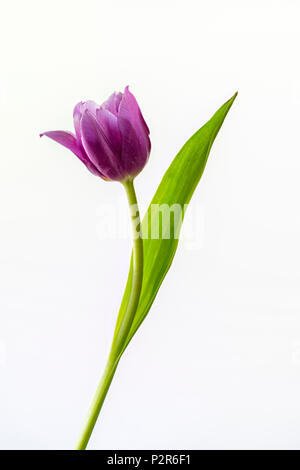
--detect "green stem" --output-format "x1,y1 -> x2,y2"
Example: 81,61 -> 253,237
74,358 -> 119,450
110,179 -> 143,357
75,178 -> 143,450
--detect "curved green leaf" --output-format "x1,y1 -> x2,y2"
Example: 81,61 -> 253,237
114,92 -> 237,355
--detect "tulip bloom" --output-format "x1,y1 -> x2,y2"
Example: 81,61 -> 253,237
40,89 -> 237,450
41,86 -> 151,181
41,86 -> 149,448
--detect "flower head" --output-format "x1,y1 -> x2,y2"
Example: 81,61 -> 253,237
41,86 -> 151,181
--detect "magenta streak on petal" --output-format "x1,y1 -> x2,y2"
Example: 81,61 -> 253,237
96,107 -> 122,155
80,110 -> 125,181
123,86 -> 150,135
117,86 -> 151,176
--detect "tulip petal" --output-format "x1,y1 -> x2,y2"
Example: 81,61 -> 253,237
40,130 -> 83,158
96,107 -> 122,155
84,100 -> 98,117
103,92 -> 122,116
80,110 -> 124,180
40,130 -> 104,177
73,100 -> 99,135
118,86 -> 151,176
73,102 -> 84,140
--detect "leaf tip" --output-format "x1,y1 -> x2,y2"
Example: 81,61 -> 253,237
223,91 -> 238,112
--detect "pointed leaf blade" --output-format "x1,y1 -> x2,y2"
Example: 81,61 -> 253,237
114,93 -> 237,354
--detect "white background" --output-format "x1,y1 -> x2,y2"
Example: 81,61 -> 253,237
1,0 -> 300,450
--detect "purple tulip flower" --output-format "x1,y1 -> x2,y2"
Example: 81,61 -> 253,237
40,86 -> 151,181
